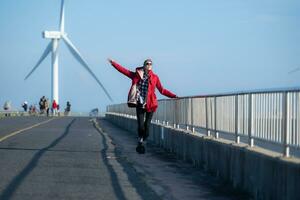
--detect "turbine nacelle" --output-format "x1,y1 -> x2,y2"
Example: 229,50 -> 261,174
43,31 -> 64,39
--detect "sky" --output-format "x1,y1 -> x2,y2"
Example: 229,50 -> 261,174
0,0 -> 299,112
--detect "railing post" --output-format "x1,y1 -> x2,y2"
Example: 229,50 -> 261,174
173,100 -> 176,128
191,98 -> 194,133
164,100 -> 167,125
175,99 -> 179,129
282,92 -> 290,157
205,97 -> 210,136
248,94 -> 254,147
235,95 -> 240,143
186,98 -> 189,131
214,97 -> 219,138
186,125 -> 189,131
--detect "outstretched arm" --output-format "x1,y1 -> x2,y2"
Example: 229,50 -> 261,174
156,76 -> 177,98
108,58 -> 135,79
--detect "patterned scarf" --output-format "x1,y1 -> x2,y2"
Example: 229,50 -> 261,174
137,71 -> 149,105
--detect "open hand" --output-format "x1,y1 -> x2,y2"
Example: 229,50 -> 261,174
107,58 -> 114,64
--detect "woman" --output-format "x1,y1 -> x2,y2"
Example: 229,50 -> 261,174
52,100 -> 58,116
108,58 -> 178,153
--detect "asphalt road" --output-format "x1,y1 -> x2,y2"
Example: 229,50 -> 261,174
0,117 -> 250,200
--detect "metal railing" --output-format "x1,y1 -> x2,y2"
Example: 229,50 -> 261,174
106,88 -> 300,157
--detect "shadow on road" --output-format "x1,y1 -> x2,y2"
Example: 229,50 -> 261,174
94,119 -> 160,200
0,118 -> 76,200
95,123 -> 128,200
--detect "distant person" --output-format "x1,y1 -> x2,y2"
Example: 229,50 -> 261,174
39,96 -> 46,114
46,99 -> 50,116
108,58 -> 178,154
29,105 -> 33,115
57,104 -> 60,116
3,101 -> 11,117
29,104 -> 37,115
44,99 -> 49,116
3,101 -> 11,111
43,97 -> 47,112
22,101 -> 28,112
52,100 -> 58,116
65,101 -> 71,116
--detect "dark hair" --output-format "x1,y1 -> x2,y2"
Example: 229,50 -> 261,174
143,59 -> 152,66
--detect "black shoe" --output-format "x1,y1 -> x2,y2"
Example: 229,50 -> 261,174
136,142 -> 145,154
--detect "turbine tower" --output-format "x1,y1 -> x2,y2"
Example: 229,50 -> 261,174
25,0 -> 113,105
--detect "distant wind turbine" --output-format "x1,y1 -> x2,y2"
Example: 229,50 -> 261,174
25,0 -> 113,104
288,67 -> 300,74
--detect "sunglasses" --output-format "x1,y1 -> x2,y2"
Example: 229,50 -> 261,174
146,62 -> 152,65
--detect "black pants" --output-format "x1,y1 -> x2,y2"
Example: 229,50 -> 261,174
136,106 -> 154,140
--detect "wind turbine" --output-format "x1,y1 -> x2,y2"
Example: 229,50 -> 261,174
25,0 -> 113,105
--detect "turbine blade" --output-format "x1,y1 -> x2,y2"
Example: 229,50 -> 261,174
62,35 -> 113,102
59,0 -> 65,33
25,42 -> 52,80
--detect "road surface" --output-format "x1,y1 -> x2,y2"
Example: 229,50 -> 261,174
0,117 -> 250,200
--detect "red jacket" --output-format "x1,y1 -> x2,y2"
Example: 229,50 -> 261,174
52,101 -> 58,109
111,61 -> 177,112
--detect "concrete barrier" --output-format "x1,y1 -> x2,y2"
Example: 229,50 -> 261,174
106,113 -> 300,200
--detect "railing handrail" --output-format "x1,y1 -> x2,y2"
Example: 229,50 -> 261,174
159,87 -> 300,101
